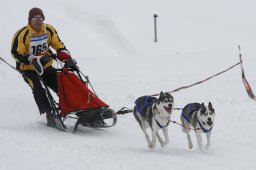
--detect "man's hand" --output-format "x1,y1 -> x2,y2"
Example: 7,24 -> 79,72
28,54 -> 50,76
64,58 -> 78,70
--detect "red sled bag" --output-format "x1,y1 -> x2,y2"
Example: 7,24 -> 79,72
58,68 -> 108,116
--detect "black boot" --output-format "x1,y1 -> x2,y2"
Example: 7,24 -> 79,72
46,112 -> 56,127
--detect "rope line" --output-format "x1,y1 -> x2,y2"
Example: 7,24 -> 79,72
151,61 -> 241,96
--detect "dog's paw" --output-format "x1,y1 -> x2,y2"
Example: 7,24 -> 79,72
188,142 -> 193,149
205,145 -> 210,151
198,146 -> 208,153
147,142 -> 153,148
148,142 -> 156,149
161,143 -> 167,148
160,142 -> 168,148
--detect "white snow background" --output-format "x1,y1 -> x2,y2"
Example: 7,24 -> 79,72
1,0 -> 256,170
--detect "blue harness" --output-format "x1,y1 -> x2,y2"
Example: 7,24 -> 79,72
198,121 -> 212,133
135,96 -> 155,115
181,103 -> 212,133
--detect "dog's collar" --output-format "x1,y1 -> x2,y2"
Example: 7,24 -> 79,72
152,104 -> 170,128
198,120 -> 212,133
154,117 -> 170,129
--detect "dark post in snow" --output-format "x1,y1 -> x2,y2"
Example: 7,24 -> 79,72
154,14 -> 158,42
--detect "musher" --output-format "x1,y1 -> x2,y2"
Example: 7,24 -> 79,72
11,7 -> 77,127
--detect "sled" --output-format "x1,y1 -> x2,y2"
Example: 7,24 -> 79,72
43,66 -> 117,132
0,56 -> 132,132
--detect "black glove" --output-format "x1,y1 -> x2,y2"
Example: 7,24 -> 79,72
29,55 -> 51,76
64,59 -> 77,70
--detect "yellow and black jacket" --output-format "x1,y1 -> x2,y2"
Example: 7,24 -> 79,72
11,23 -> 67,71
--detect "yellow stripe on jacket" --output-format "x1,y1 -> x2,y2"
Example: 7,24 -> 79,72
11,23 -> 67,71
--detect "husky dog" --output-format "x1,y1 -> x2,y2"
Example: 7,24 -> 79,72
180,102 -> 215,151
133,92 -> 174,148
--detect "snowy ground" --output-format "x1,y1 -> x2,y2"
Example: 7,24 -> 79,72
1,0 -> 256,170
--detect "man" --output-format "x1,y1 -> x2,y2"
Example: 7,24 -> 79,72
11,7 -> 76,127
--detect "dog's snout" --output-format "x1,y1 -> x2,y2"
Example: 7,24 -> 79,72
168,104 -> 172,108
207,118 -> 213,126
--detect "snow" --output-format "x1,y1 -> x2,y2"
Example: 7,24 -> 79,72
1,0 -> 256,169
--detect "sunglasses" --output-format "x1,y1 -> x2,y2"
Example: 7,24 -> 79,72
31,17 -> 44,21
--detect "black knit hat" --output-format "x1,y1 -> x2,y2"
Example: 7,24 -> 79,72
28,7 -> 45,21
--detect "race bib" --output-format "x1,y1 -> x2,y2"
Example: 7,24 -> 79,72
29,34 -> 49,55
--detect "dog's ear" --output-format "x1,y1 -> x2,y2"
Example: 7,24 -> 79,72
201,103 -> 206,112
159,91 -> 164,100
208,102 -> 214,112
160,91 -> 164,96
165,93 -> 173,102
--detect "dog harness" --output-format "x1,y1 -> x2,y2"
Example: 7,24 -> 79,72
198,121 -> 212,133
181,103 -> 212,133
154,117 -> 170,128
135,96 -> 155,115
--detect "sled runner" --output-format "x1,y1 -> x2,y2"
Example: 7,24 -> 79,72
43,63 -> 117,132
